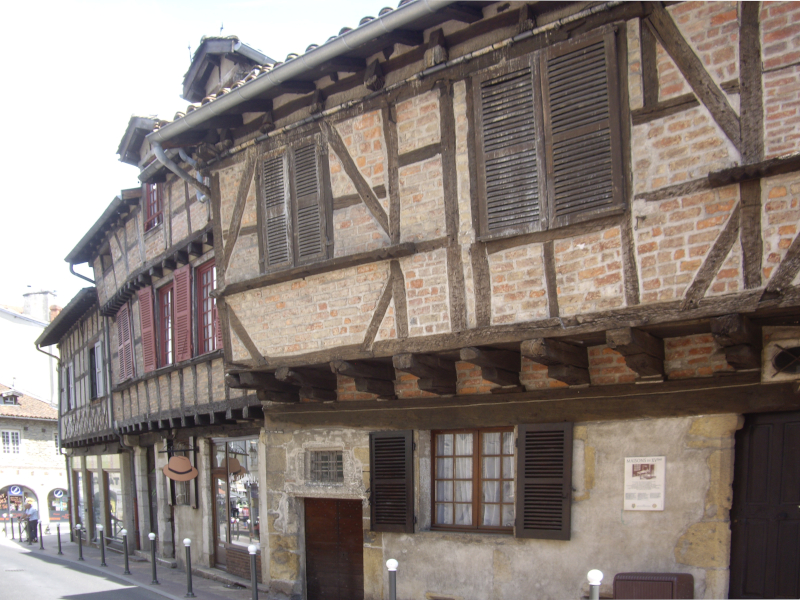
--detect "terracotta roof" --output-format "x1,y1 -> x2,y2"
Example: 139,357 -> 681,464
0,384 -> 57,420
36,288 -> 97,347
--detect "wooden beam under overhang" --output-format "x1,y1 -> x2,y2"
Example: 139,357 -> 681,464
393,353 -> 457,395
263,372 -> 799,430
521,338 -> 590,385
711,314 -> 762,370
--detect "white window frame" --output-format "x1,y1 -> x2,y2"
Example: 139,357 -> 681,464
1,430 -> 21,454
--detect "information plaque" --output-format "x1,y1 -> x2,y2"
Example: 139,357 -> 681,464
624,456 -> 665,511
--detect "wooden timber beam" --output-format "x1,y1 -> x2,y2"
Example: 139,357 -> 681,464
521,338 -> 589,386
441,4 -> 483,23
275,366 -> 338,402
364,59 -> 385,92
606,327 -> 665,379
711,314 -> 761,370
331,360 -> 397,399
459,346 -> 521,387
424,28 -> 448,68
393,353 -> 457,395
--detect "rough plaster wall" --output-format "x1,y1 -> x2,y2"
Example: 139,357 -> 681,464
226,261 -> 391,359
379,415 -> 739,600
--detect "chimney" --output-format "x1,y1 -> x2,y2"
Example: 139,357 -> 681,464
49,305 -> 62,323
22,290 -> 56,323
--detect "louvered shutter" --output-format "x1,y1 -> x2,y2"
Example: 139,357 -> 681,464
68,364 -> 75,409
117,303 -> 134,381
370,430 -> 414,533
213,303 -> 224,351
138,287 -> 157,373
60,366 -> 68,412
515,422 -> 573,540
541,27 -> 624,227
173,265 -> 193,363
474,55 -> 546,237
263,153 -> 292,269
292,143 -> 326,263
94,341 -> 104,397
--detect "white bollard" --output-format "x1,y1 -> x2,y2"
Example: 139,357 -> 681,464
587,569 -> 603,600
386,559 -> 399,600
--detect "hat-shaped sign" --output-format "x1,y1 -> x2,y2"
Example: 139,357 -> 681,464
163,455 -> 199,482
222,457 -> 244,476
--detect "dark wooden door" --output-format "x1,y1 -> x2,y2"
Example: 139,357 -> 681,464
305,498 -> 364,600
730,411 -> 800,598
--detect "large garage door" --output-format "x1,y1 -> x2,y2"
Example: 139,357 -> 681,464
305,498 -> 364,600
730,411 -> 800,598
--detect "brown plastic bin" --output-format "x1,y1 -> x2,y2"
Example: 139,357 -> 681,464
613,572 -> 694,599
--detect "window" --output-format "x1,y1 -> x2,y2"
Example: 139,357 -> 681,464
89,342 -> 104,399
474,26 -> 623,239
432,429 -> 515,531
197,260 -> 219,354
144,183 -> 163,231
54,432 -> 60,455
261,138 -> 329,270
212,439 -> 260,547
158,283 -> 174,367
2,430 -> 20,454
116,304 -> 134,381
2,393 -> 18,405
309,450 -> 344,483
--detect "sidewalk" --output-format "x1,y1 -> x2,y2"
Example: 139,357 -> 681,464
8,532 -> 271,600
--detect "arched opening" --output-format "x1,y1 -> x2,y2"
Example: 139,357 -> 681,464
0,485 -> 38,522
47,488 -> 70,523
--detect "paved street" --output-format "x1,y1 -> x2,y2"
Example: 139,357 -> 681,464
0,533 -> 263,600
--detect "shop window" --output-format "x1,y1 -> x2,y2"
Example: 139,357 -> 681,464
308,450 -> 344,483
212,438 -> 260,549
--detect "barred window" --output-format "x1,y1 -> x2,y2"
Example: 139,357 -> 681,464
309,450 -> 344,483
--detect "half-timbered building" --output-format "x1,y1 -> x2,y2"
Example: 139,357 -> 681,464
53,2 -> 800,598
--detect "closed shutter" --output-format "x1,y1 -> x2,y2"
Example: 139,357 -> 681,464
117,303 -> 134,381
292,143 -> 326,263
173,265 -> 193,363
68,364 -> 75,409
61,366 -> 68,412
369,430 -> 414,533
515,422 -> 573,540
474,55 -> 545,237
213,301 -> 223,351
541,27 -> 624,227
263,154 -> 292,268
94,341 -> 104,397
138,287 -> 157,373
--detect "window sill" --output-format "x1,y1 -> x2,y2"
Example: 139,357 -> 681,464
143,221 -> 163,237
416,528 -> 514,542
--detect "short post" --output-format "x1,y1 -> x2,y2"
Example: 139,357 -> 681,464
57,524 -> 63,555
248,544 -> 258,600
588,569 -> 603,600
121,529 -> 130,574
149,532 -> 159,585
3,514 -> 6,538
184,538 -> 195,598
39,522 -> 44,550
76,524 -> 84,560
10,517 -> 14,540
386,558 -> 398,600
18,518 -> 23,540
98,524 -> 107,566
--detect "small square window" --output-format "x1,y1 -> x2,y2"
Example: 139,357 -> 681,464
309,450 -> 343,483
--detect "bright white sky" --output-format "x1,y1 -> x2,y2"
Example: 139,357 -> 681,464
0,0 -> 384,309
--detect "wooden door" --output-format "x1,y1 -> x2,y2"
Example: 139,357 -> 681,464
305,498 -> 364,600
730,411 -> 800,598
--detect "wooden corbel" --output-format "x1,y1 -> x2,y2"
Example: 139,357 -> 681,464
331,360 -> 396,399
364,59 -> 385,92
459,346 -> 520,387
275,366 -> 338,402
521,338 -> 590,386
393,353 -> 457,395
711,314 -> 761,370
606,327 -> 665,380
424,29 -> 448,68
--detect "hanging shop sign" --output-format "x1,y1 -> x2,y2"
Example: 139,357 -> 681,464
623,456 -> 665,511
163,455 -> 199,481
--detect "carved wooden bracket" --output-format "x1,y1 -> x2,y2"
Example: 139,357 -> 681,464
521,338 -> 590,386
606,327 -> 665,380
331,359 -> 397,399
459,346 -> 520,387
711,314 -> 761,370
275,366 -> 338,402
393,353 -> 457,395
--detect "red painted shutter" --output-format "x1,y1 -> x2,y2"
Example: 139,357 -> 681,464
116,304 -> 133,381
138,286 -> 157,373
214,300 -> 224,351
173,265 -> 193,362
515,422 -> 573,540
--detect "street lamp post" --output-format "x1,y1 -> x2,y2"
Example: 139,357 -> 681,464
248,544 -> 258,600
588,569 -> 604,600
386,559 -> 398,600
183,538 -> 195,598
148,532 -> 159,585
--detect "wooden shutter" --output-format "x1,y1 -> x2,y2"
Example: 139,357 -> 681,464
515,422 -> 573,540
173,265 -> 193,363
292,143 -> 326,263
213,301 -> 224,351
263,153 -> 292,268
369,430 -> 414,533
68,364 -> 75,409
60,366 -> 68,412
474,55 -> 546,237
117,303 -> 134,381
541,27 -> 624,228
94,341 -> 104,397
138,287 -> 157,373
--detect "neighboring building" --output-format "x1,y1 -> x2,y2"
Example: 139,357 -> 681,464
0,291 -> 60,405
0,385 -> 68,533
54,2 -> 800,599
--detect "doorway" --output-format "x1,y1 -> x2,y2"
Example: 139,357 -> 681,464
730,410 -> 800,598
304,498 -> 364,600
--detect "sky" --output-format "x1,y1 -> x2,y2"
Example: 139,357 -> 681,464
0,0 -> 385,309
